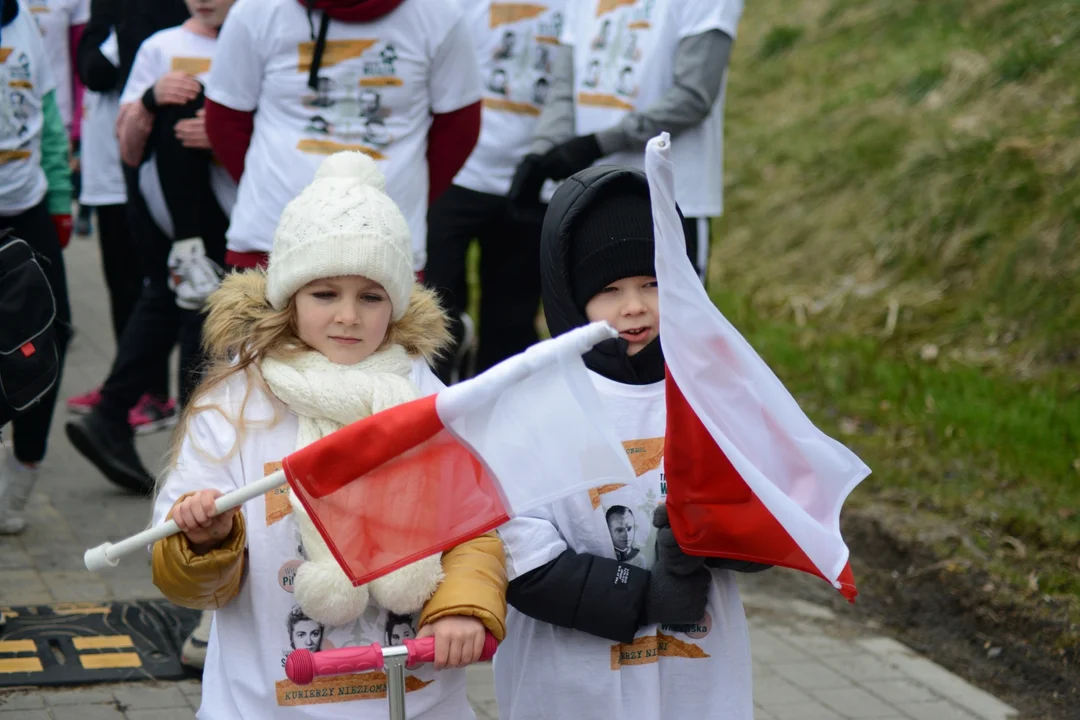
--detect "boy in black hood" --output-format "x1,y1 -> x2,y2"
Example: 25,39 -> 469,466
494,165 -> 767,720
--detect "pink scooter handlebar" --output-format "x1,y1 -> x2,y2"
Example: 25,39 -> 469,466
286,633 -> 499,686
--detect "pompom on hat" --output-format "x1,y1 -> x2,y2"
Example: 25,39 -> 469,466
266,152 -> 414,321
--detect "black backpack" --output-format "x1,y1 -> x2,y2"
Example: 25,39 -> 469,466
0,229 -> 61,427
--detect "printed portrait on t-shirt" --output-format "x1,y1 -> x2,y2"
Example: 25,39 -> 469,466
583,58 -> 601,89
494,30 -> 516,60
312,75 -> 336,108
384,612 -> 417,647
533,44 -> 551,73
487,67 -> 509,96
533,77 -> 550,106
606,505 -> 647,569
615,65 -> 636,97
363,117 -> 390,147
591,18 -> 611,50
287,605 -> 325,653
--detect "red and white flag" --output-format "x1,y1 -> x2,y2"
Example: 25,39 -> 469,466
646,133 -> 870,600
283,323 -> 635,587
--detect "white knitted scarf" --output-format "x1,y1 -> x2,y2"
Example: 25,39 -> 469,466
259,345 -> 444,627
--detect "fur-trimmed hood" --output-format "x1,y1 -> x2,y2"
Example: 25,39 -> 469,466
203,269 -> 451,365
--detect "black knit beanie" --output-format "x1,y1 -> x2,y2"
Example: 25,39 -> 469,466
569,192 -> 655,310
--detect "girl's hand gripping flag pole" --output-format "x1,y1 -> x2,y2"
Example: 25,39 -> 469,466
645,132 -> 871,600
85,321 -> 636,576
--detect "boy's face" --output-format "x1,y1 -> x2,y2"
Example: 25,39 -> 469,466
185,0 -> 235,29
584,275 -> 659,356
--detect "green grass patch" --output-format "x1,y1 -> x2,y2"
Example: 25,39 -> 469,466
714,288 -> 1080,609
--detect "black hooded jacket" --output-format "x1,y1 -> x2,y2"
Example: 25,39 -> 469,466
507,166 -> 768,644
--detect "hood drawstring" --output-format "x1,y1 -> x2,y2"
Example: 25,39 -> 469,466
306,0 -> 331,92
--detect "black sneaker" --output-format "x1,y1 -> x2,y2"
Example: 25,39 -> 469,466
65,410 -> 155,494
75,206 -> 93,237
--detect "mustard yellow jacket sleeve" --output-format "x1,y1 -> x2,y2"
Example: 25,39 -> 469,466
151,492 -> 247,610
418,532 -> 508,641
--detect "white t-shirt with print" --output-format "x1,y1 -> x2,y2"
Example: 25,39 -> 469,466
494,372 -> 754,720
120,25 -> 237,238
0,0 -> 55,214
562,0 -> 743,217
453,0 -> 568,197
25,0 -> 89,129
79,32 -> 124,206
206,0 -> 482,269
151,359 -> 480,720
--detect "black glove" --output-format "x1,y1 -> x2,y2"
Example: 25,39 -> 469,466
652,504 -> 706,576
639,503 -> 710,626
507,153 -> 549,224
538,134 -> 603,182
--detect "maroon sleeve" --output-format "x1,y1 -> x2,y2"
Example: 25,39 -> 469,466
205,99 -> 255,184
69,24 -> 86,143
426,100 -> 481,205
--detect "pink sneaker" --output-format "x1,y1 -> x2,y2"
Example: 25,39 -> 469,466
128,395 -> 178,435
67,387 -> 103,415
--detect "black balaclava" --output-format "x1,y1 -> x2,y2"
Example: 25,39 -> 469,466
539,166 -> 696,385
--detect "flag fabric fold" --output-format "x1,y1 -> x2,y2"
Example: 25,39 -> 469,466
645,132 -> 870,600
283,322 -> 636,587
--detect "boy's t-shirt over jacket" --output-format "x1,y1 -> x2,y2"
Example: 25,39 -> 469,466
205,0 -> 482,270
151,361 -> 483,720
119,25 -> 237,238
494,372 -> 754,719
0,0 -> 55,214
562,0 -> 742,217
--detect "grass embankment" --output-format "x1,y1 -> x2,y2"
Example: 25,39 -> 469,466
715,0 -> 1080,651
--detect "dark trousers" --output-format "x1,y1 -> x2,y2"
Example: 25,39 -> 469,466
1,200 -> 72,462
425,185 -> 543,383
681,215 -> 712,286
90,202 -> 170,400
95,98 -> 227,424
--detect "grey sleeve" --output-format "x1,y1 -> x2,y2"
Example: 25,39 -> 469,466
529,43 -> 577,155
595,29 -> 733,156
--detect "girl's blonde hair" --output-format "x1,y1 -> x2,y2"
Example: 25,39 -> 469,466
158,268 -> 451,496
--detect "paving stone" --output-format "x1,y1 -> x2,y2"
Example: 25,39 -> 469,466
812,687 -> 899,718
51,704 -> 125,720
175,680 -> 202,699
753,674 -> 815,708
0,691 -> 45,710
112,685 -> 188,710
43,688 -> 116,706
126,709 -> 195,720
748,627 -> 811,663
771,661 -> 852,691
898,700 -> 980,720
862,678 -> 940,706
782,629 -> 855,658
819,651 -> 907,683
0,710 -> 50,719
39,570 -> 111,603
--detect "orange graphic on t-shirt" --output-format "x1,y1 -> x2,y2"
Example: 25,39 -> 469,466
627,20 -> 651,30
297,39 -> 379,73
171,57 -> 212,75
588,483 -> 627,509
276,670 -> 433,706
359,76 -> 403,87
622,437 -> 663,477
578,92 -> 635,111
490,3 -> 548,28
264,462 -> 292,526
7,80 -> 32,89
609,632 -> 710,670
482,97 -> 541,116
597,0 -> 635,17
0,150 -> 32,164
296,139 -> 387,161
0,49 -> 12,63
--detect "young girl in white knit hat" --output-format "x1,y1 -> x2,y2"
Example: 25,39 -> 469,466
149,151 -> 507,720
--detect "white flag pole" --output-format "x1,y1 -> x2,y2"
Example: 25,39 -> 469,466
83,470 -> 287,571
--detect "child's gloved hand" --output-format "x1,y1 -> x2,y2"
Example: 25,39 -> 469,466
639,503 -> 710,626
416,615 -> 486,670
652,504 -> 707,576
171,490 -> 239,554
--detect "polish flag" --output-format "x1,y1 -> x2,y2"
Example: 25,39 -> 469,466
284,323 -> 636,587
645,133 -> 871,600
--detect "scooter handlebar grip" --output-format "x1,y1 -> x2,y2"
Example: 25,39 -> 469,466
404,632 -> 498,666
285,644 -> 386,685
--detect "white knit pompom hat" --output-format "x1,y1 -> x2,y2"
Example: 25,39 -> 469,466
265,152 -> 413,320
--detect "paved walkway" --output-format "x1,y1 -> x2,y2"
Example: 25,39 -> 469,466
0,237 -> 1020,720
